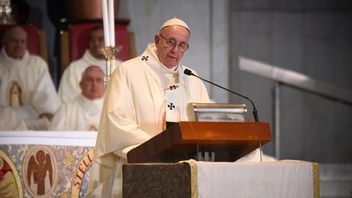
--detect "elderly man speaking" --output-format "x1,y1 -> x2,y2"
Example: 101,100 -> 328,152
87,18 -> 210,197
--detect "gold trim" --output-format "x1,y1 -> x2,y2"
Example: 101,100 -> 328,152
60,31 -> 70,75
38,30 -> 49,63
0,149 -> 23,198
187,160 -> 198,198
71,148 -> 95,198
312,162 -> 320,198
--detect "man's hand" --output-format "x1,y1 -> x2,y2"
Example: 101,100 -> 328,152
39,113 -> 53,121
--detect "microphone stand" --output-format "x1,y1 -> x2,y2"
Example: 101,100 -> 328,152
184,70 -> 259,122
184,69 -> 263,162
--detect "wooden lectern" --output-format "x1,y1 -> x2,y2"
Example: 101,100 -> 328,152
127,121 -> 272,163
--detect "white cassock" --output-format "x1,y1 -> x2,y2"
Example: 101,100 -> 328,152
0,48 -> 61,130
49,95 -> 103,131
87,43 -> 210,197
58,49 -> 122,103
0,106 -> 28,131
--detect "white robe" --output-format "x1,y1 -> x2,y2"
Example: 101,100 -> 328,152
88,43 -> 210,197
58,50 -> 122,103
0,106 -> 27,131
49,95 -> 103,131
0,48 -> 61,130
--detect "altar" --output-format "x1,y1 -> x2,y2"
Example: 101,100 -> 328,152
0,131 -> 96,197
0,131 -> 319,197
123,160 -> 319,198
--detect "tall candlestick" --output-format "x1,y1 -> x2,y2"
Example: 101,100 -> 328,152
108,0 -> 115,47
102,0 -> 110,47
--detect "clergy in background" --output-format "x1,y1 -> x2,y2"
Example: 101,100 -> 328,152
87,18 -> 210,197
49,66 -> 104,131
58,26 -> 121,103
0,26 -> 61,130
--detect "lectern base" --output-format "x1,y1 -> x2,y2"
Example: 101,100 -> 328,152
123,162 -> 193,198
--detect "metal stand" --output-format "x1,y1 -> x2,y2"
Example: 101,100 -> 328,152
274,82 -> 281,159
259,141 -> 263,162
101,46 -> 121,88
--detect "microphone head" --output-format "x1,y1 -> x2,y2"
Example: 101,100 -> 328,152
184,69 -> 193,76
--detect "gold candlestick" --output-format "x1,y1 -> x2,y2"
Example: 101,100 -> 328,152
101,46 -> 122,88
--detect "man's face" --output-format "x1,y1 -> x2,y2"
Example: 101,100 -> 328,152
155,26 -> 190,68
88,29 -> 105,59
80,67 -> 104,100
3,28 -> 27,59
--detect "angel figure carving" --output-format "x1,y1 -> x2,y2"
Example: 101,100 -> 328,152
27,150 -> 53,195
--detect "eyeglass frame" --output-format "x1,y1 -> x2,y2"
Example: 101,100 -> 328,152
158,34 -> 189,52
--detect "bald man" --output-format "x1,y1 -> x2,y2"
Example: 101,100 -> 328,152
87,18 -> 210,197
49,66 -> 104,131
0,26 -> 61,130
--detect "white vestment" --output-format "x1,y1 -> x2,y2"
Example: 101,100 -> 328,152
87,43 -> 210,197
0,106 -> 27,131
58,50 -> 121,103
49,95 -> 103,131
0,48 -> 61,130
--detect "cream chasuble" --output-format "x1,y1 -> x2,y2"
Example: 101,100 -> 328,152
0,48 -> 61,130
87,43 -> 210,197
49,95 -> 103,131
58,49 -> 122,103
0,106 -> 28,131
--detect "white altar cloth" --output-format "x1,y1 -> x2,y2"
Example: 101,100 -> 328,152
0,131 -> 97,146
197,160 -> 319,198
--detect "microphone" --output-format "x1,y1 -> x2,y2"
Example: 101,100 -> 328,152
184,68 -> 259,122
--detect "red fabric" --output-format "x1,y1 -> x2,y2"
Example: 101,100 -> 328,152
0,24 -> 41,55
0,160 -> 12,180
69,23 -> 130,61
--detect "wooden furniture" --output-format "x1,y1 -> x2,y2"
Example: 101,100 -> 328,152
127,121 -> 272,163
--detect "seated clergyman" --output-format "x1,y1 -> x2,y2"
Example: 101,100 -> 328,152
58,26 -> 121,103
49,66 -> 104,131
0,26 -> 61,130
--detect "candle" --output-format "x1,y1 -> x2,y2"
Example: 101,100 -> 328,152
108,0 -> 115,47
102,0 -> 110,47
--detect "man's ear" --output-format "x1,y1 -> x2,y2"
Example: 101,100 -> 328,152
154,35 -> 160,44
79,81 -> 83,90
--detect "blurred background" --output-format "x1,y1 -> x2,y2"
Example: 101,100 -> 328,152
2,0 -> 352,197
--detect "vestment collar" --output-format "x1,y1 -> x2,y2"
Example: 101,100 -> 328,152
78,94 -> 104,115
140,43 -> 187,89
1,47 -> 30,68
82,49 -> 106,66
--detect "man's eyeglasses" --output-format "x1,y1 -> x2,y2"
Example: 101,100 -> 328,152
159,34 -> 189,52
